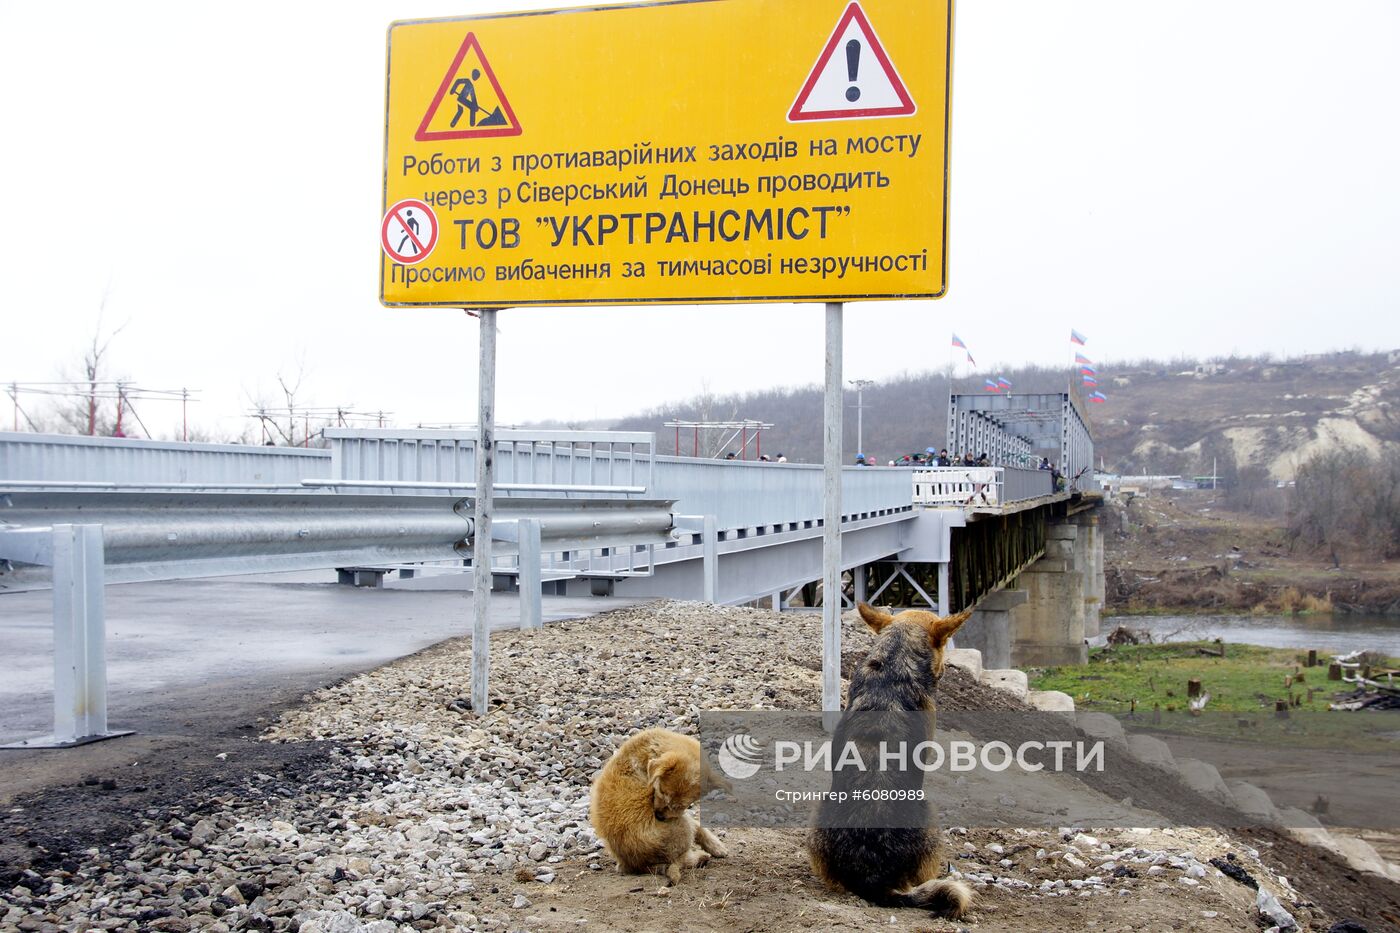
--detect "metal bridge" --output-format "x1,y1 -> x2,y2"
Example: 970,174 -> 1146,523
947,390 -> 1097,483
1,398 -> 1102,746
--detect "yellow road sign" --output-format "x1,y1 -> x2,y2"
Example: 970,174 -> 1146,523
381,0 -> 952,308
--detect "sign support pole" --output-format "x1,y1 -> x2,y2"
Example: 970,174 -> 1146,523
822,302 -> 843,716
472,308 -> 497,716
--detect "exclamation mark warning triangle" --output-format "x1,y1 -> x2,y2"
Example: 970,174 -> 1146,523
789,2 -> 915,122
415,33 -> 522,141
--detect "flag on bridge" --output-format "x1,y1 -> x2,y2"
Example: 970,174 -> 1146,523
951,333 -> 967,349
1071,329 -> 1088,345
984,379 -> 1001,392
1082,375 -> 1099,386
1075,353 -> 1092,365
997,376 -> 1013,388
1080,366 -> 1096,376
1088,390 -> 1107,403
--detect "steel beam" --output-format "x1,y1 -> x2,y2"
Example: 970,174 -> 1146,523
938,561 -> 950,615
823,302 -> 843,715
517,518 -> 542,629
673,514 -> 719,603
472,308 -> 497,716
3,524 -> 132,749
702,514 -> 718,603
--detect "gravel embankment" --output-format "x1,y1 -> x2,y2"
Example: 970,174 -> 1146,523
0,601 -> 1347,931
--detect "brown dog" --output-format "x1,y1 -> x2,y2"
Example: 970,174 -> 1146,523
589,728 -> 730,884
807,603 -> 975,917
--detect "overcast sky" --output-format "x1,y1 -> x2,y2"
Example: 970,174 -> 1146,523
2,0 -> 1397,438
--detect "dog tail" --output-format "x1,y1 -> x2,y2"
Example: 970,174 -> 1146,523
877,878 -> 974,917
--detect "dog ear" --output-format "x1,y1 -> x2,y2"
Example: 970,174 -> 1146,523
928,608 -> 973,649
857,602 -> 895,634
647,752 -> 682,810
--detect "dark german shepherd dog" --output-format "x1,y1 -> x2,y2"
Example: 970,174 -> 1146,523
806,603 -> 974,917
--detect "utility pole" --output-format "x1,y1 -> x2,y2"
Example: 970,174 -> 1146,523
849,379 -> 875,459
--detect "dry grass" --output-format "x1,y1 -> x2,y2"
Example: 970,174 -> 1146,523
1271,586 -> 1334,615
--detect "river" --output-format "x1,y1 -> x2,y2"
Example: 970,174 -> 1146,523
1096,613 -> 1400,657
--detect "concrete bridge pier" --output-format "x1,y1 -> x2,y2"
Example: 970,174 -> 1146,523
955,587 -> 1027,670
1081,514 -> 1103,640
1007,513 -> 1100,667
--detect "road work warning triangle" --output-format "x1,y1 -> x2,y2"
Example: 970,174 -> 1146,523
788,2 -> 915,122
415,33 -> 521,141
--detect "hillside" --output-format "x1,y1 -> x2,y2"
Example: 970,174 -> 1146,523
612,350 -> 1400,478
1092,352 -> 1400,479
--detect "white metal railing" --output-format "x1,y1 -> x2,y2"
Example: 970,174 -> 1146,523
0,430 -> 656,499
0,430 -> 325,485
912,466 -> 1057,507
913,467 -> 1002,506
325,428 -> 655,496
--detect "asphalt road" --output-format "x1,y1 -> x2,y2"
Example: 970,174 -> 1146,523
0,571 -> 644,748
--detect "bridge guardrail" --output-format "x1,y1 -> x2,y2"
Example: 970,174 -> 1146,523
0,490 -> 675,590
913,467 -> 1001,506
0,488 -> 676,748
4,432 -> 1062,536
0,430 -> 324,485
1004,466 -> 1056,501
652,457 -> 915,531
326,428 -> 655,498
912,466 -> 1055,507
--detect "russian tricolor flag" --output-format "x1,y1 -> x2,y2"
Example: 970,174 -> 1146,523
1080,366 -> 1096,376
1088,390 -> 1107,403
966,352 -> 977,366
1075,353 -> 1092,365
951,333 -> 967,349
1082,375 -> 1098,386
997,376 -> 1013,389
1071,329 -> 1087,346
984,379 -> 1001,392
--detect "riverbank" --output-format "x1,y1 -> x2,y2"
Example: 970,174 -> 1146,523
1030,640 -> 1398,715
1103,490 -> 1400,616
1096,612 -> 1400,658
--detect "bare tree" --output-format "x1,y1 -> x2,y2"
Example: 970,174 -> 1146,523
1286,448 -> 1396,566
49,304 -> 129,436
245,356 -> 332,448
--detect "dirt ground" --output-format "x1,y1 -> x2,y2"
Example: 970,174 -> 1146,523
518,829 -> 1264,933
0,673 -> 337,872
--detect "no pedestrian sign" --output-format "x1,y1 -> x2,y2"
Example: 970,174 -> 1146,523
381,199 -> 439,264
381,0 -> 952,308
